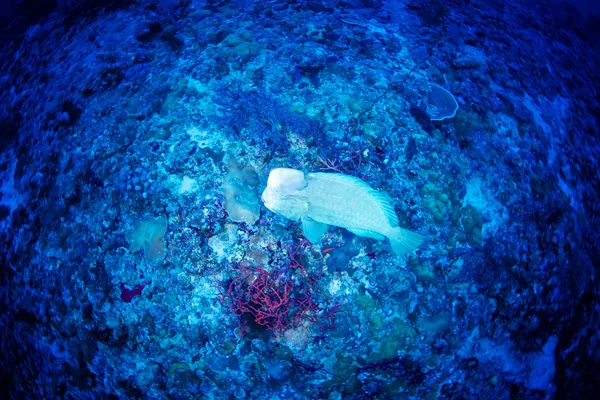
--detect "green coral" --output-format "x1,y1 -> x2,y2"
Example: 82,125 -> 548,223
460,205 -> 483,246
421,182 -> 451,223
368,318 -> 417,364
127,216 -> 168,264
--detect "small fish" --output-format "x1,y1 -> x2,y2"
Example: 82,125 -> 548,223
261,168 -> 424,256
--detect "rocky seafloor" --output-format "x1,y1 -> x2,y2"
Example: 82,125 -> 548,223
0,0 -> 598,399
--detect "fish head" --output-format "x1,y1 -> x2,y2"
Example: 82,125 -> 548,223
266,168 -> 308,192
261,168 -> 309,221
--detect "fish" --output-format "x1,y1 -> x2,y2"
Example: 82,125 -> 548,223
261,168 -> 424,256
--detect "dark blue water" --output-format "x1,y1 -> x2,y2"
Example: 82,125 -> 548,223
0,1 -> 598,398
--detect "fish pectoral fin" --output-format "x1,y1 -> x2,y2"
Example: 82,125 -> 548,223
301,216 -> 329,244
347,228 -> 385,240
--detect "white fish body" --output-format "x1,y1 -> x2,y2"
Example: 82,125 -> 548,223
262,168 -> 424,256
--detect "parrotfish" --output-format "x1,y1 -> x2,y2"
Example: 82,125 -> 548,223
261,168 -> 424,256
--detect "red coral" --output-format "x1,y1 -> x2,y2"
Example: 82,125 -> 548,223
216,265 -> 315,333
315,150 -> 364,176
287,237 -> 313,276
120,282 -> 147,302
216,240 -> 344,336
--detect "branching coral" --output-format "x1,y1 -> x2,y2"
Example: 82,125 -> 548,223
216,239 -> 340,335
216,265 -> 315,333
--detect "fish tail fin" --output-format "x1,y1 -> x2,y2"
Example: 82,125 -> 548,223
389,227 -> 424,256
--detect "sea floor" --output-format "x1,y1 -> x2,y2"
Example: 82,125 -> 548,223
0,0 -> 598,399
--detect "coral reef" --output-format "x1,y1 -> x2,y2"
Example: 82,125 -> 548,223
0,0 -> 598,399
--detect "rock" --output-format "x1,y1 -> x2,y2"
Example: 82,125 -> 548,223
222,166 -> 260,225
208,224 -> 238,261
452,45 -> 487,69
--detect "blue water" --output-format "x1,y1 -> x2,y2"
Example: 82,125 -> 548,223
0,0 -> 598,398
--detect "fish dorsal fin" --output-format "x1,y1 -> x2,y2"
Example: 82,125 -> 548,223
347,228 -> 385,240
301,215 -> 329,244
308,172 -> 399,227
373,190 -> 399,228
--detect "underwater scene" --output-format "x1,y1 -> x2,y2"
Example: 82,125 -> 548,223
0,0 -> 599,399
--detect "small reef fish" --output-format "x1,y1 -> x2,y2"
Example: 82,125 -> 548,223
261,168 -> 424,256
